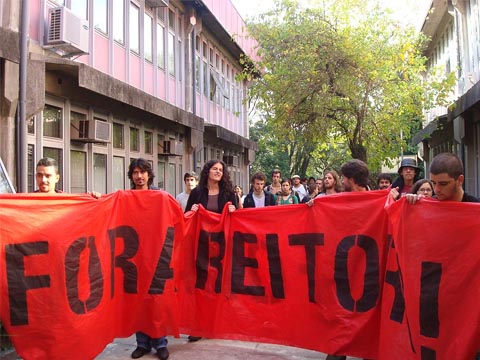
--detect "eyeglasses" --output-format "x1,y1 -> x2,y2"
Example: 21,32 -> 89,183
418,188 -> 432,193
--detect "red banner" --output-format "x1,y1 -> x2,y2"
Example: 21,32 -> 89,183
0,191 -> 184,360
1,191 -> 479,359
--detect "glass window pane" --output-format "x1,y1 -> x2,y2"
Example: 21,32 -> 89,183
167,162 -> 175,195
145,131 -> 153,154
145,14 -> 153,62
168,32 -> 175,76
113,0 -> 125,44
93,153 -> 107,194
27,116 -> 35,134
70,150 -> 86,194
94,0 -> 108,34
0,156 -> 15,193
113,123 -> 124,149
28,144 -> 34,192
71,0 -> 88,20
168,9 -> 175,30
130,127 -> 139,151
130,3 -> 139,53
43,147 -> 63,191
157,23 -> 165,69
43,104 -> 62,138
157,162 -> 165,189
113,156 -> 125,191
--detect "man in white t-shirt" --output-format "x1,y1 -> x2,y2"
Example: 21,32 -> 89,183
291,174 -> 307,201
176,171 -> 198,211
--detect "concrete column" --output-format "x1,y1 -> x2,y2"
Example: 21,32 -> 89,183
0,60 -> 20,186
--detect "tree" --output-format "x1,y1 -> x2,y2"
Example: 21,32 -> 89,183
243,0 -> 455,172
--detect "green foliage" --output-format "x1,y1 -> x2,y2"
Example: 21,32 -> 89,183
243,0 -> 455,173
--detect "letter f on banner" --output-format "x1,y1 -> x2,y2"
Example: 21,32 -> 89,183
6,241 -> 51,326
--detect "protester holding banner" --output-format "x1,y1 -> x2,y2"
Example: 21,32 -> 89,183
390,158 -> 421,200
34,157 -> 101,197
405,153 -> 479,204
326,158 -> 370,360
185,159 -> 238,214
127,158 -> 170,360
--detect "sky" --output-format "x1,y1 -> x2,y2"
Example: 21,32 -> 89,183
230,0 -> 432,29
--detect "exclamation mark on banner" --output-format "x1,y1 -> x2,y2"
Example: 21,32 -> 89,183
419,261 -> 442,360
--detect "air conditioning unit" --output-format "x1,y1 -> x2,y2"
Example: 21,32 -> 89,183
145,0 -> 169,7
71,120 -> 111,143
160,140 -> 183,156
223,155 -> 239,166
46,7 -> 89,55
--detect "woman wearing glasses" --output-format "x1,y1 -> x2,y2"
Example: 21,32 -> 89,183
411,179 -> 435,198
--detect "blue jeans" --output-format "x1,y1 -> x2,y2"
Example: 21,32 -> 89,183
135,332 -> 168,351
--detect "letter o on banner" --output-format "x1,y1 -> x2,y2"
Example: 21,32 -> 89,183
334,235 -> 379,312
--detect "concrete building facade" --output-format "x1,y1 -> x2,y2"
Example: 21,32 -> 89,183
0,0 -> 257,195
414,0 -> 480,196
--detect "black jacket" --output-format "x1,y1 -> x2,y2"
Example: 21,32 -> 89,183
185,186 -> 238,213
243,190 -> 276,208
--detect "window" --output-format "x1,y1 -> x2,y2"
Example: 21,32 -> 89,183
70,150 -> 86,193
195,55 -> 201,91
43,104 -> 62,139
93,153 -> 107,194
203,61 -> 208,96
144,13 -> 153,62
130,127 -> 139,151
157,23 -> 165,69
27,116 -> 35,134
167,9 -> 175,76
0,156 -> 14,193
113,0 -> 125,44
43,147 -> 63,191
168,32 -> 175,76
94,0 -> 108,34
167,163 -> 176,195
129,3 -> 140,54
113,123 -> 124,149
157,162 -> 165,189
27,145 -> 34,192
71,0 -> 88,20
113,156 -> 125,190
145,131 -> 153,154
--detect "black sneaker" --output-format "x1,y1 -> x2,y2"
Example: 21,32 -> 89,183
157,347 -> 169,360
187,335 -> 202,342
131,346 -> 150,359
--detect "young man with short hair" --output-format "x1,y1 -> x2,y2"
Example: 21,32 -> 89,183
35,157 -> 61,193
406,153 -> 478,204
243,172 -> 276,208
176,172 -> 198,211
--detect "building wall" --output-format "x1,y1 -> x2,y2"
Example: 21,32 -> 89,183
0,0 -> 257,195
418,0 -> 480,197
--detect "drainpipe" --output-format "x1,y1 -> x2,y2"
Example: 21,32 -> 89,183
17,0 -> 30,192
191,27 -> 196,115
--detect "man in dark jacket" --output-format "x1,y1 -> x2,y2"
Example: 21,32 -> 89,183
243,171 -> 276,208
